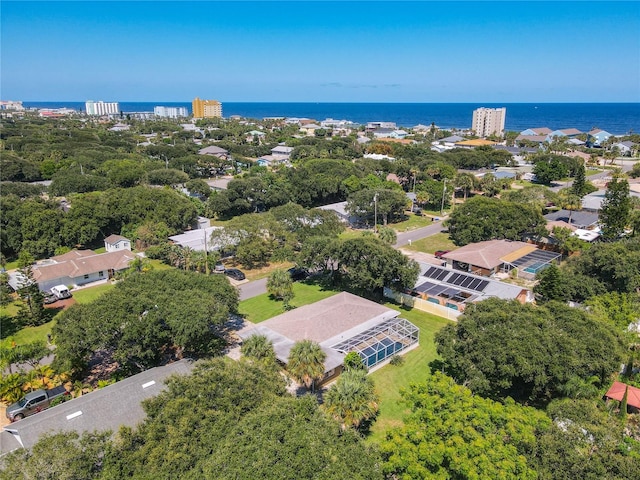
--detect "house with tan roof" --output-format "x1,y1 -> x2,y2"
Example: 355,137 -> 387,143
454,139 -> 498,149
238,292 -> 419,384
441,240 -> 534,276
29,249 -> 136,292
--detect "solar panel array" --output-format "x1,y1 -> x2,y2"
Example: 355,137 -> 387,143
510,249 -> 562,269
422,266 -> 489,293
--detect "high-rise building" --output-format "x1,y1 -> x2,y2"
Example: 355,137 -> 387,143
471,107 -> 506,137
192,98 -> 222,118
154,106 -> 189,118
86,100 -> 119,116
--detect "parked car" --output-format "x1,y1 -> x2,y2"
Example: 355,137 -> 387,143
288,267 -> 309,281
213,263 -> 225,274
6,386 -> 70,422
434,250 -> 450,259
43,292 -> 58,304
50,284 -> 72,300
224,268 -> 246,281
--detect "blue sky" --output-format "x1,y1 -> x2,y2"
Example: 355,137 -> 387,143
2,1 -> 639,102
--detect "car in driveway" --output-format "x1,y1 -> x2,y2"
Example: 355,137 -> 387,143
287,267 -> 309,281
224,268 -> 246,281
434,250 -> 450,259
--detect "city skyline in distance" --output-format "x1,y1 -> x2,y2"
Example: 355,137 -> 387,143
2,1 -> 639,103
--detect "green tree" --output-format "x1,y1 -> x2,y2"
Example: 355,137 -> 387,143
323,369 -> 379,431
600,174 -> 632,240
445,196 -> 546,245
377,225 -> 397,245
266,268 -> 294,308
346,188 -> 409,226
570,162 -> 588,197
435,299 -> 624,405
328,236 -> 420,295
241,334 -> 277,366
381,371 -> 547,480
343,351 -> 366,372
0,431 -> 111,480
287,339 -> 326,392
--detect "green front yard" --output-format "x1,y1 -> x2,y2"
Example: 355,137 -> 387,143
403,232 -> 457,254
368,305 -> 452,443
239,282 -> 340,323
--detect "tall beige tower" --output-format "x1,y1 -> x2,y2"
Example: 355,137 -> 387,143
472,107 -> 506,137
192,98 -> 223,118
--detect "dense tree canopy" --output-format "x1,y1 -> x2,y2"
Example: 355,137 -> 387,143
52,270 -> 238,375
381,371 -> 548,480
435,299 -> 624,405
445,196 -> 546,246
2,359 -> 383,480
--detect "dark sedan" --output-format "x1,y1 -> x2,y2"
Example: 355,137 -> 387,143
224,268 -> 246,281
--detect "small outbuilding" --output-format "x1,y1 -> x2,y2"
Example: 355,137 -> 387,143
104,234 -> 132,252
605,381 -> 640,413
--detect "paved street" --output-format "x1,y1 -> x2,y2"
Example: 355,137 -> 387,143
394,220 -> 447,248
238,277 -> 268,300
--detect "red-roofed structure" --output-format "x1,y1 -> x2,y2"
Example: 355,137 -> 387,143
605,381 -> 640,411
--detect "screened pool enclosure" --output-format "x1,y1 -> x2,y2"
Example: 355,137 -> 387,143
332,317 -> 419,368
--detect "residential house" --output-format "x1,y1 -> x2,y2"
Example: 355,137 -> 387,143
238,292 -> 419,379
300,123 -> 323,136
605,381 -> 640,413
390,262 -> 531,316
515,134 -> 548,144
454,139 -> 498,149
198,145 -> 229,160
613,140 -> 636,156
588,129 -> 612,146
544,210 -> 599,229
431,135 -> 467,152
367,121 -> 396,131
104,234 -> 132,253
440,239 -> 561,279
546,128 -> 583,142
245,130 -> 266,142
23,250 -> 136,292
519,127 -> 552,136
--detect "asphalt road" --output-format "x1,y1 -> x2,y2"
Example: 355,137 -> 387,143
394,220 -> 447,248
238,277 -> 268,300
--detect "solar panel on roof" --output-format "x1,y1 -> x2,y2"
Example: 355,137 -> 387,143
428,285 -> 448,296
424,267 -> 439,279
448,273 -> 461,283
436,269 -> 449,281
461,277 -> 474,288
415,281 -> 437,293
452,275 -> 467,286
476,280 -> 489,291
469,278 -> 482,290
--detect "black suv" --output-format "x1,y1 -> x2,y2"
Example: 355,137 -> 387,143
287,267 -> 309,281
224,268 -> 246,281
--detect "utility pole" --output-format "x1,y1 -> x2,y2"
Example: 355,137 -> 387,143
440,178 -> 447,216
373,192 -> 379,233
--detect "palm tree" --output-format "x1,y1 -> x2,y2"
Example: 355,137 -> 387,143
560,192 -> 582,226
454,173 -> 477,202
287,340 -> 326,392
241,334 -> 276,365
377,226 -> 397,246
323,369 -> 379,430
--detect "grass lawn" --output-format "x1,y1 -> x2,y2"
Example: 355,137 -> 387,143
403,232 -> 457,255
72,283 -> 115,304
239,282 -> 340,323
368,305 -> 452,444
391,213 -> 438,232
147,259 -> 174,271
0,319 -> 56,348
338,229 -> 369,240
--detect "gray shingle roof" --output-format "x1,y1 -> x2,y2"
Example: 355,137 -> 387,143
2,360 -> 193,451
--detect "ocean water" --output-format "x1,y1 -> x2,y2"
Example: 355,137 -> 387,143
23,102 -> 640,135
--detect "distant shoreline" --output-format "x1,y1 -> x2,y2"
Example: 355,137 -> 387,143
20,102 -> 640,134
